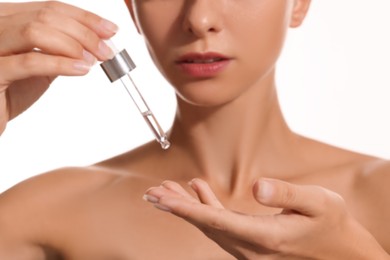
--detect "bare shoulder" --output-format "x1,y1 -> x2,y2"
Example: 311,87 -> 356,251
301,138 -> 390,251
0,166 -> 122,207
354,158 -> 390,205
0,166 -> 123,258
305,137 -> 390,205
352,159 -> 390,251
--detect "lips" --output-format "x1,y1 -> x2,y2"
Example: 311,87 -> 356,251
177,52 -> 229,64
176,52 -> 231,78
183,57 -> 225,63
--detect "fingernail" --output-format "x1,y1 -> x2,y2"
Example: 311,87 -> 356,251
258,180 -> 274,201
100,19 -> 119,34
154,203 -> 172,213
188,179 -> 198,191
83,50 -> 96,65
73,61 -> 91,72
98,40 -> 114,59
142,194 -> 159,203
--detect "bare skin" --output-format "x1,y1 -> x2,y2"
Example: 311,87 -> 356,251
1,0 -> 390,259
1,139 -> 390,259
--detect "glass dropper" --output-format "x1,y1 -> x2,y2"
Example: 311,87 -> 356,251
100,40 -> 170,150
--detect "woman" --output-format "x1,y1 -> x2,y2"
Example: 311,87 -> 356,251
0,0 -> 389,259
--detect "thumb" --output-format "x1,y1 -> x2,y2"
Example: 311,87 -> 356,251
253,178 -> 329,216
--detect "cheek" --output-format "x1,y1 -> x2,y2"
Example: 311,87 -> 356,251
135,2 -> 183,74
238,1 -> 290,70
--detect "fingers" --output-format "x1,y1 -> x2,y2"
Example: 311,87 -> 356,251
144,180 -> 259,236
0,53 -> 92,86
30,6 -> 115,60
160,180 -> 195,200
0,2 -> 117,61
0,2 -> 117,38
253,178 -> 344,216
40,1 -> 118,38
145,185 -> 277,247
0,1 -> 118,84
189,178 -> 224,209
145,183 -> 235,228
1,22 -> 82,59
144,181 -> 198,207
145,179 -> 225,209
144,180 -> 290,251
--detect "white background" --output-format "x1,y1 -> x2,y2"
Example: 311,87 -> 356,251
0,0 -> 389,192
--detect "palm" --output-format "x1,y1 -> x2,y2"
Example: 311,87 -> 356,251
4,76 -> 54,120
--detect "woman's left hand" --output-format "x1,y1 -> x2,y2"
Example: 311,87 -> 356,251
144,178 -> 389,260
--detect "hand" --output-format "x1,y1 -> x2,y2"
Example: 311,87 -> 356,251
0,1 -> 118,134
144,178 -> 389,260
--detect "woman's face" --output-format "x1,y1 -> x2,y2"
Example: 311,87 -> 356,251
126,0 -> 310,107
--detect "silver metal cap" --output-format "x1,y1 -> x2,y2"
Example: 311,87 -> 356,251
100,49 -> 136,82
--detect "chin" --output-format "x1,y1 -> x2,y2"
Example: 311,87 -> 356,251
173,83 -> 239,108
176,93 -> 233,108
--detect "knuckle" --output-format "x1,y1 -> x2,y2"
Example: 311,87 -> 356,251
22,22 -> 40,42
315,187 -> 332,209
195,178 -> 210,190
319,188 -> 338,206
271,238 -> 285,252
316,187 -> 347,217
20,54 -> 61,73
280,185 -> 297,206
81,28 -> 99,47
20,53 -> 38,70
44,1 -> 61,10
179,206 -> 193,219
36,8 -> 55,23
262,233 -> 286,252
81,11 -> 99,25
208,209 -> 227,231
331,191 -> 346,206
326,189 -> 347,213
161,180 -> 177,190
268,236 -> 297,256
50,59 -> 63,72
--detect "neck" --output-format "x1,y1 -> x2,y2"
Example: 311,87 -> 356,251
168,70 -> 302,195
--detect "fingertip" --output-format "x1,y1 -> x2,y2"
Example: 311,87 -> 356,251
253,179 -> 275,204
188,180 -> 195,192
144,186 -> 156,195
142,194 -> 159,203
98,40 -> 115,60
160,180 -> 182,191
188,178 -> 200,191
187,178 -> 195,187
252,179 -> 260,195
100,19 -> 119,34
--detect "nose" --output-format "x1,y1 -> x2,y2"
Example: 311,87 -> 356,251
182,0 -> 223,38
